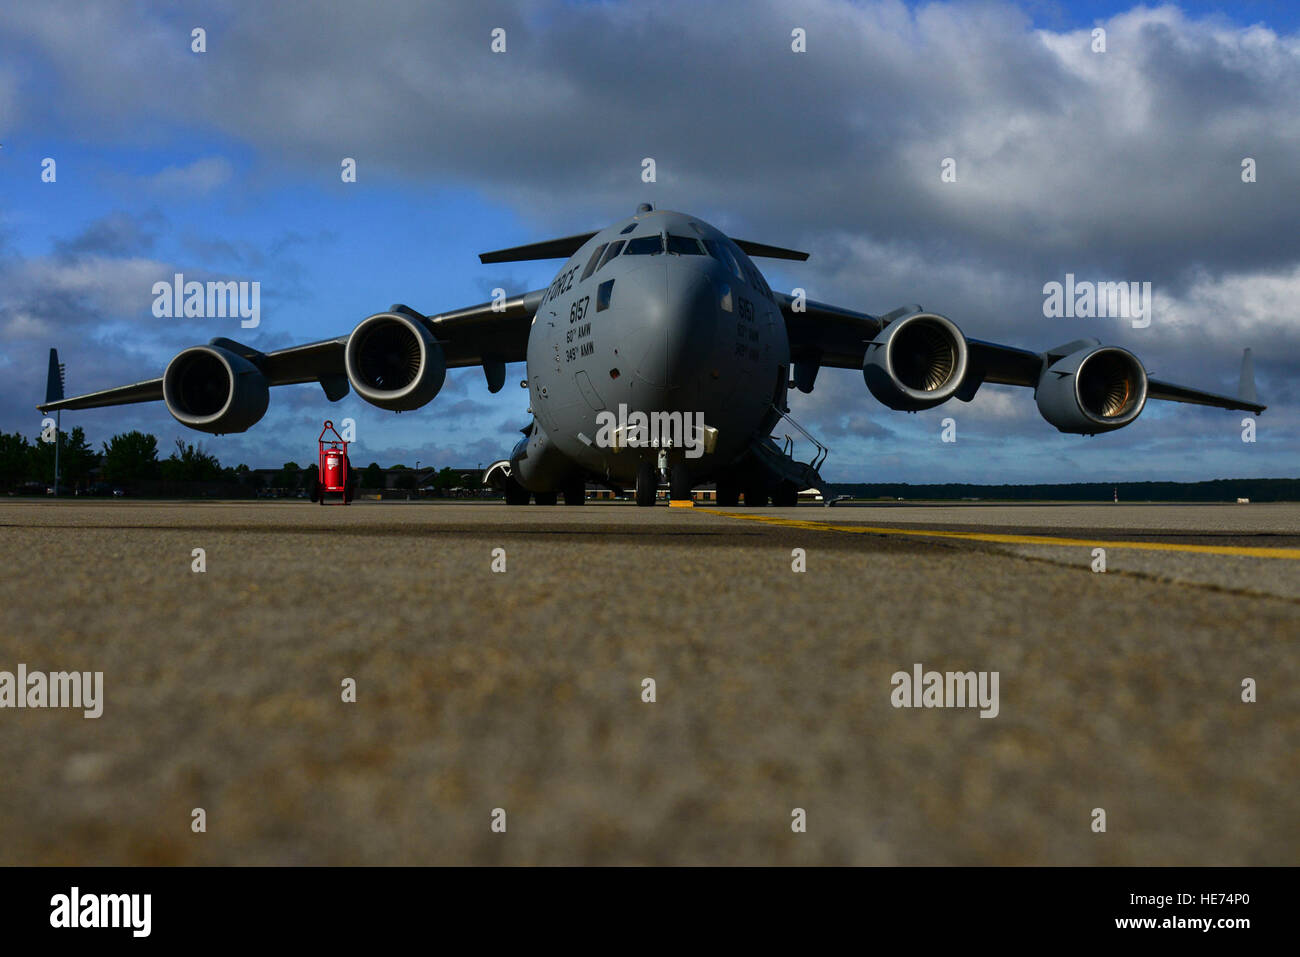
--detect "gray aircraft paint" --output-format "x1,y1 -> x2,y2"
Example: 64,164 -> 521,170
513,208 -> 785,491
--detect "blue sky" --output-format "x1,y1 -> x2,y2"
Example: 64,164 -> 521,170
1,1 -> 1296,483
1024,0 -> 1299,31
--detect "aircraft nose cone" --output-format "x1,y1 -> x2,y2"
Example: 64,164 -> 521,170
634,259 -> 719,391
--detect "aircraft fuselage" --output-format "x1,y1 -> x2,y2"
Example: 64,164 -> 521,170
512,208 -> 788,491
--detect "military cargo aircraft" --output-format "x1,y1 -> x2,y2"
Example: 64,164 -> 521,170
38,204 -> 1264,506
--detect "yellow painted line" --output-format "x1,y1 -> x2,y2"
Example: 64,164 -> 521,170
694,509 -> 1300,559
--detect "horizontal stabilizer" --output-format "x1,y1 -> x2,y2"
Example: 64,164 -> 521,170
479,232 -> 598,264
731,238 -> 809,261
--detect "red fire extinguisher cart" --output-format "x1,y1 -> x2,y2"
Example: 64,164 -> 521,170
316,420 -> 353,505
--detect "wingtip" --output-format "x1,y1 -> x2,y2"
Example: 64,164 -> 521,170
1239,347 -> 1258,406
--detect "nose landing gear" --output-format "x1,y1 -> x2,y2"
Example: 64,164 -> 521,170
634,458 -> 693,507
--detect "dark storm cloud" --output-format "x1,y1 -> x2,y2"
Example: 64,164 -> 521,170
9,2 -> 1298,257
1,1 -> 1296,476
51,211 -> 162,260
9,2 -> 1295,318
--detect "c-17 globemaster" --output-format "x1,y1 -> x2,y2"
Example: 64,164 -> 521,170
39,204 -> 1264,506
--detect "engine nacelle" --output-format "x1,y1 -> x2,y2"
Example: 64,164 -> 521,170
345,311 -> 446,411
1035,345 -> 1147,434
863,312 -> 969,411
162,345 -> 269,434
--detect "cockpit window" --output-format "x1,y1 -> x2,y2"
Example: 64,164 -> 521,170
596,278 -> 614,312
597,240 -> 624,271
624,235 -> 663,255
666,234 -> 705,255
725,239 -> 774,301
704,239 -> 745,281
619,223 -> 637,234
581,243 -> 608,282
746,264 -> 773,302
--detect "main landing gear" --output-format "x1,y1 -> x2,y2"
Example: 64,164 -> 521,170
504,476 -> 531,506
635,462 -> 658,507
669,463 -> 692,503
771,481 -> 799,508
715,475 -> 740,507
503,473 -> 588,506
561,475 -> 587,505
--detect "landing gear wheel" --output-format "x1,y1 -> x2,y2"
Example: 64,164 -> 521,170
635,462 -> 658,507
715,476 -> 740,507
561,476 -> 587,505
504,478 -> 531,506
743,478 -> 767,507
534,491 -> 558,506
344,480 -> 356,505
309,479 -> 321,504
669,463 -> 693,503
772,481 -> 799,508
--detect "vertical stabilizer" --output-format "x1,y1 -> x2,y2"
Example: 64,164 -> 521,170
45,348 -> 65,404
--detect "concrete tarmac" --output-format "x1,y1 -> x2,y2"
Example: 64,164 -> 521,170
0,499 -> 1295,864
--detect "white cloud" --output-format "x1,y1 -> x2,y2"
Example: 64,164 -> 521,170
145,157 -> 233,195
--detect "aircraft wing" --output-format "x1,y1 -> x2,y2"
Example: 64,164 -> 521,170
778,296 -> 1266,414
776,292 -> 886,370
37,289 -> 545,415
37,377 -> 166,412
426,288 -> 544,368
960,337 -> 1266,414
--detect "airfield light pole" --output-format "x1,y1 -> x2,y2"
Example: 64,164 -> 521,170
50,355 -> 65,497
53,409 -> 60,497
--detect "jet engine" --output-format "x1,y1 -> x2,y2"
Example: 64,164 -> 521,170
162,345 -> 269,434
863,312 -> 969,411
344,311 -> 446,411
1035,345 -> 1147,434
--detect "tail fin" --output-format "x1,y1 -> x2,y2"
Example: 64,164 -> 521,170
45,348 -> 65,405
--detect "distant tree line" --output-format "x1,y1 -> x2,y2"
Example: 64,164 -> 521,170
0,428 -> 253,492
0,428 -> 475,497
831,479 -> 1300,503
